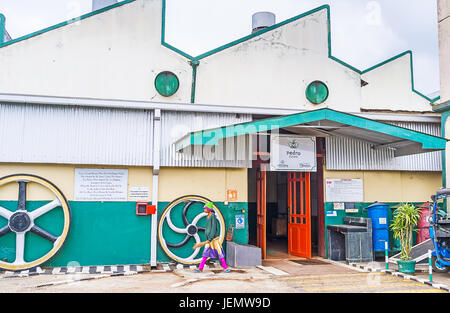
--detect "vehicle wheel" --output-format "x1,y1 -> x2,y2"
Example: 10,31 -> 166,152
432,256 -> 449,273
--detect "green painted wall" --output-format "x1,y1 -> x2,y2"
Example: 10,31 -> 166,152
157,201 -> 248,263
0,200 -> 248,267
324,202 -> 424,258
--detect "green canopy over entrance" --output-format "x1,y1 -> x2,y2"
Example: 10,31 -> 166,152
175,108 -> 446,157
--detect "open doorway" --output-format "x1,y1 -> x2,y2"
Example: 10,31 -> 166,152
247,168 -> 321,259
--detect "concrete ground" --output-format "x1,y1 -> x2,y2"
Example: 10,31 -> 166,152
347,259 -> 450,289
0,257 -> 447,293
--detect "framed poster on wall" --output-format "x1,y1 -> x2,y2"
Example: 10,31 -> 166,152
74,168 -> 128,201
325,178 -> 363,202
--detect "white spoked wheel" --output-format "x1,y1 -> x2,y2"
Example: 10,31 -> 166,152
0,174 -> 71,271
158,195 -> 225,265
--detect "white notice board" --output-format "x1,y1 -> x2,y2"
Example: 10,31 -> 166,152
325,178 -> 363,202
74,168 -> 128,201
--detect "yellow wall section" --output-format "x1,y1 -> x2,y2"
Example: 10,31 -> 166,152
324,169 -> 442,202
0,163 -> 153,201
158,167 -> 248,202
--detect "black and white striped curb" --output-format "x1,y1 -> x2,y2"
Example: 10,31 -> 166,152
0,264 -> 150,278
159,261 -> 223,272
0,262 -> 223,278
348,262 -> 450,292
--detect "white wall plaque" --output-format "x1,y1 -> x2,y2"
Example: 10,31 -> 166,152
325,178 -> 364,203
270,135 -> 316,172
129,186 -> 150,201
74,168 -> 128,201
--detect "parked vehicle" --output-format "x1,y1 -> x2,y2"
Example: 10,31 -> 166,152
430,188 -> 450,272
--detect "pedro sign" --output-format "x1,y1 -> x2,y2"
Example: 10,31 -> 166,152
270,135 -> 316,172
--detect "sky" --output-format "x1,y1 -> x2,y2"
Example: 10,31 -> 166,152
0,0 -> 441,96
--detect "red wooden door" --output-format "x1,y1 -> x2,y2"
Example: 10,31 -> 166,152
287,172 -> 311,258
256,168 -> 267,259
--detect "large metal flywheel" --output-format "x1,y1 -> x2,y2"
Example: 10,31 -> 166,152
158,195 -> 225,265
0,174 -> 71,271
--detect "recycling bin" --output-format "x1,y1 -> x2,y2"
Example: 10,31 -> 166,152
366,202 -> 389,252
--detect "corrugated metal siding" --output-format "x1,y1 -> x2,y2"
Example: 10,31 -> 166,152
0,103 -> 154,166
161,111 -> 252,168
326,121 -> 442,171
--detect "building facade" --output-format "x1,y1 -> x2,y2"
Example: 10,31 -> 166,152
0,0 -> 445,270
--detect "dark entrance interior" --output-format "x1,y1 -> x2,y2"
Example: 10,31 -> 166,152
248,168 -> 322,259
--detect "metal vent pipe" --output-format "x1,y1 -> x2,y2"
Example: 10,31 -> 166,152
92,0 -> 118,11
252,12 -> 276,33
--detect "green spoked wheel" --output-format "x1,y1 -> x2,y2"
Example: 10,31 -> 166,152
158,195 -> 225,265
0,174 -> 71,271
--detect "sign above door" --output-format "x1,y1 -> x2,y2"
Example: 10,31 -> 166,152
270,135 -> 317,172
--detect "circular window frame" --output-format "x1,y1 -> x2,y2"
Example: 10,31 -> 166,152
305,80 -> 329,104
154,71 -> 180,97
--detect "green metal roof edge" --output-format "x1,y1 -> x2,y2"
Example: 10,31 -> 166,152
193,5 -> 332,61
160,2 -> 436,105
0,14 -> 5,44
361,50 -> 440,103
0,0 -> 137,49
177,108 -> 447,150
161,0 -> 195,60
432,101 -> 450,113
0,1 -> 437,105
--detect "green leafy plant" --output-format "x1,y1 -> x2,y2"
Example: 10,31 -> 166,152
390,203 -> 421,261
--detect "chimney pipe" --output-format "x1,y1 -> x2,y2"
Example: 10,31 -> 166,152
252,12 -> 276,33
92,0 -> 118,11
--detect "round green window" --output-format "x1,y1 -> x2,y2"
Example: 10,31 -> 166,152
305,81 -> 329,104
155,71 -> 179,97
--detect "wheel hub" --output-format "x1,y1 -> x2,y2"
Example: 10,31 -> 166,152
187,224 -> 198,235
9,211 -> 31,232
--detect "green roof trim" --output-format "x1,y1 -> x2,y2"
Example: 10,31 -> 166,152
159,1 -> 437,104
0,1 -> 438,105
0,14 -> 5,44
175,108 -> 447,151
0,0 -> 137,49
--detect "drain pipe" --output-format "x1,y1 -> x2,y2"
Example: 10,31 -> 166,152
150,109 -> 161,267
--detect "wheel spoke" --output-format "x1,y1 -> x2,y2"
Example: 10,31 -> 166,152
182,202 -> 193,226
166,234 -> 191,248
14,233 -> 25,265
30,225 -> 57,243
0,225 -> 11,237
191,212 -> 207,226
0,206 -> 13,219
29,198 -> 61,220
165,209 -> 188,234
185,234 -> 202,261
17,181 -> 28,211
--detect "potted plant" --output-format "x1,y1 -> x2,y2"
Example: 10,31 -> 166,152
390,203 -> 421,274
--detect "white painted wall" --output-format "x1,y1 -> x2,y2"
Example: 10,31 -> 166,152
438,0 -> 450,189
438,0 -> 450,104
0,0 -> 436,114
0,0 -> 191,103
361,54 -> 433,112
195,9 -> 362,112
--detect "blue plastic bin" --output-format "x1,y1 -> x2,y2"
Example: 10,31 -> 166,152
366,202 -> 389,251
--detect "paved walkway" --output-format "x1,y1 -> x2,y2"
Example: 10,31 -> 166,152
0,258 -> 447,293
